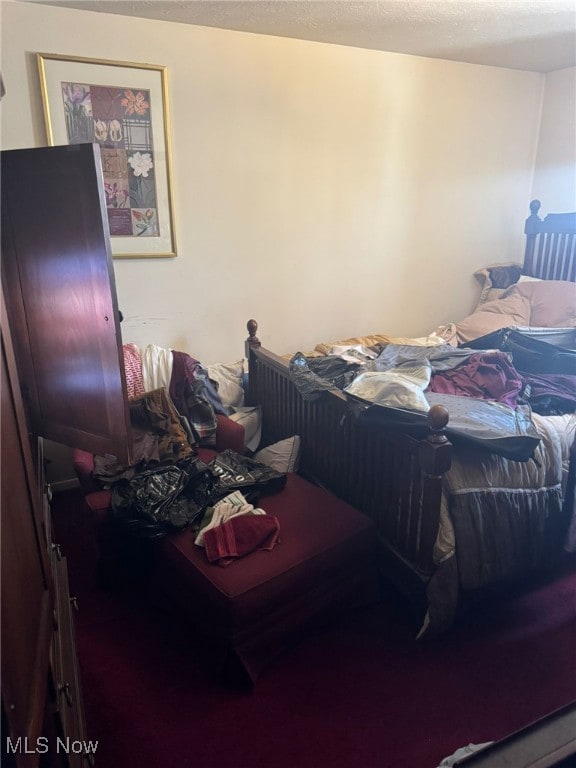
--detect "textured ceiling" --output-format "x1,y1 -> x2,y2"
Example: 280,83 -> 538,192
17,0 -> 576,72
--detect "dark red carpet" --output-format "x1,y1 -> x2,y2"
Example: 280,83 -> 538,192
53,489 -> 576,768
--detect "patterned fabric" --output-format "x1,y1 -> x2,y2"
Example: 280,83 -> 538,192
123,343 -> 145,399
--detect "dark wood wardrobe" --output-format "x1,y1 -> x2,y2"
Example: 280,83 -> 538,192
1,143 -> 132,766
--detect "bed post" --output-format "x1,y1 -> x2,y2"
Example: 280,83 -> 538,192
417,405 -> 452,573
244,319 -> 261,407
524,199 -> 542,276
245,318 -> 260,357
419,405 -> 451,474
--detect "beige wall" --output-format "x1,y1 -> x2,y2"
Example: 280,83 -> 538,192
2,0 -> 545,365
532,67 -> 576,213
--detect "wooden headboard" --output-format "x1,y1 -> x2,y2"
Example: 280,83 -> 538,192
524,199 -> 576,281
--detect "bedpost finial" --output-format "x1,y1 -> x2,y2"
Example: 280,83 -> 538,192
529,199 -> 541,216
427,404 -> 449,439
246,319 -> 260,349
420,404 -> 451,476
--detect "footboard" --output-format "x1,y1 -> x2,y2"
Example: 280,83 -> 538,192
245,321 -> 452,601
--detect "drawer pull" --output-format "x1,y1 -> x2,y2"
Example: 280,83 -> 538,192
70,596 -> 79,612
59,682 -> 73,707
52,543 -> 63,560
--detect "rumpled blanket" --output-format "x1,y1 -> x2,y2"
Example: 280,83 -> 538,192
419,411 -> 576,637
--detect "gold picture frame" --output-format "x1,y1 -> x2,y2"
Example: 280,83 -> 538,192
37,53 -> 177,258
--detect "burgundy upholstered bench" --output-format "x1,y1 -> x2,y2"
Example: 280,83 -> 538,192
151,472 -> 380,684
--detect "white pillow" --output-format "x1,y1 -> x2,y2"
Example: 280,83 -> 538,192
254,436 -> 301,474
206,359 -> 245,408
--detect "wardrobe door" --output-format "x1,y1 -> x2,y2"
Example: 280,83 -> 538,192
1,293 -> 53,763
1,143 -> 130,463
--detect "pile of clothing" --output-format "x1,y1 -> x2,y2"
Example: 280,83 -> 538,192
123,343 -> 226,446
288,332 -> 576,461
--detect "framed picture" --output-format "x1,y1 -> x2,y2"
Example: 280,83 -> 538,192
37,53 -> 177,258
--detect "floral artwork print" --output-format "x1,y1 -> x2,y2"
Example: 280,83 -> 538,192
61,82 -> 159,237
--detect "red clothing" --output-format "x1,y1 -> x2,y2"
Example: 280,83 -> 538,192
428,351 -> 523,408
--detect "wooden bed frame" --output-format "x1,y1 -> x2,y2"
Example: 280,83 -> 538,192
244,200 -> 576,616
524,199 -> 576,281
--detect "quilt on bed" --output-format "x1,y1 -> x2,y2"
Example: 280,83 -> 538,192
424,411 -> 576,636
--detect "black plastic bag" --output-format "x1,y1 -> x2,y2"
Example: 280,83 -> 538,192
111,457 -> 214,539
208,449 -> 287,500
